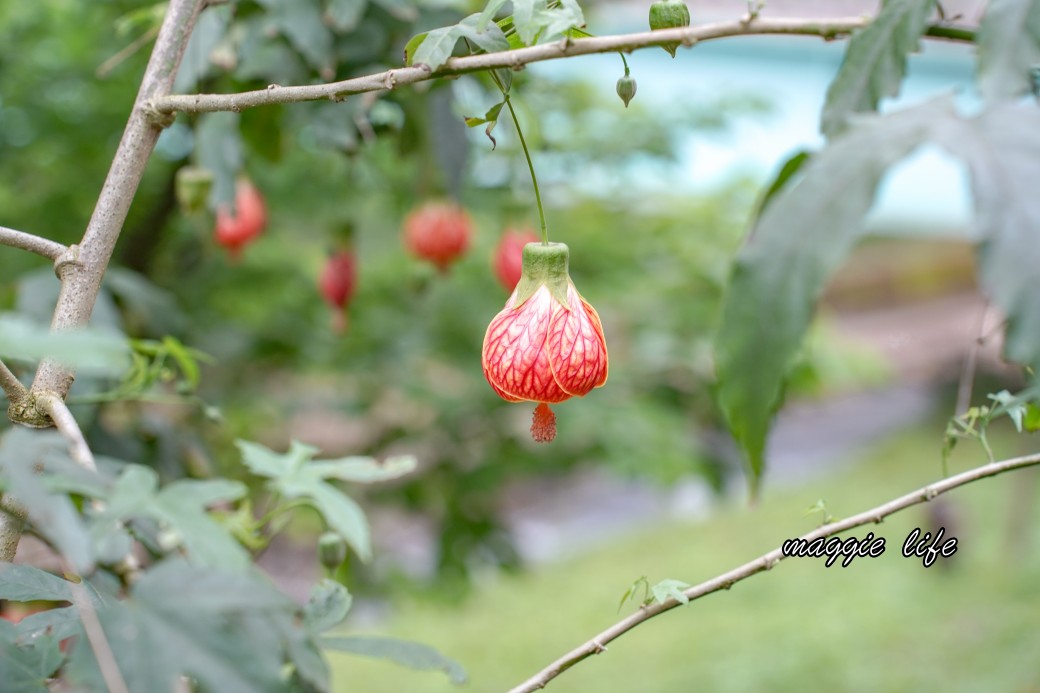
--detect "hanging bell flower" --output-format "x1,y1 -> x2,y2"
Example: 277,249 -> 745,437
481,242 -> 608,442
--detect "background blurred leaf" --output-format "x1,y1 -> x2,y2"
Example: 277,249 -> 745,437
933,102 -> 1040,372
321,635 -> 467,684
0,314 -> 129,376
820,0 -> 935,137
976,0 -> 1040,101
715,97 -> 953,493
0,621 -> 62,693
66,560 -> 299,692
0,429 -> 95,573
304,579 -> 353,634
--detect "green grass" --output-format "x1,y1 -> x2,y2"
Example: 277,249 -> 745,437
329,426 -> 1040,692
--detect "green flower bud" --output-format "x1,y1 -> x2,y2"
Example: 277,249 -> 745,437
616,74 -> 637,108
175,166 -> 214,214
318,532 -> 348,570
649,0 -> 691,58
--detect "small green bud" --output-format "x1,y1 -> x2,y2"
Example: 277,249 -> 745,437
616,74 -> 637,108
318,532 -> 348,570
175,166 -> 214,214
649,0 -> 691,58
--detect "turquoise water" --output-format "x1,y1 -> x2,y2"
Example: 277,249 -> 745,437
527,21 -> 979,232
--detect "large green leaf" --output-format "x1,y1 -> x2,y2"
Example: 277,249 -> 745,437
0,429 -> 94,573
977,0 -> 1040,101
0,314 -> 129,376
0,563 -> 78,603
238,440 -> 415,562
933,102 -> 1040,370
410,14 -> 507,71
66,560 -> 300,693
322,635 -> 467,684
820,0 -> 935,137
0,621 -> 62,693
715,97 -> 954,493
94,465 -> 250,569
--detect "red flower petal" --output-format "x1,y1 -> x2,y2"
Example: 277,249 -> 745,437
547,283 -> 609,397
482,286 -> 571,403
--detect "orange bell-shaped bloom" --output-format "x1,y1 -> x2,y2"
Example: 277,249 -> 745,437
482,242 -> 608,442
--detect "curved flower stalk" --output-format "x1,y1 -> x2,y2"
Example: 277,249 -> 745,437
482,242 -> 608,442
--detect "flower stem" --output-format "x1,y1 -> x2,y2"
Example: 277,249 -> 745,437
503,94 -> 548,244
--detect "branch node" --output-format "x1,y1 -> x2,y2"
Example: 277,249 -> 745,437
53,243 -> 82,279
6,391 -> 52,429
383,70 -> 398,90
590,640 -> 607,653
141,100 -> 176,129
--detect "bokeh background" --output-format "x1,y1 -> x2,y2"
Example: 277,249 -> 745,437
2,0 -> 1038,690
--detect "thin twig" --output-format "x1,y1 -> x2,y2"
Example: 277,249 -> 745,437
509,449 -> 1040,693
0,225 -> 68,262
60,558 -> 130,693
151,18 -> 977,116
36,394 -> 97,472
0,359 -> 28,404
96,25 -> 161,78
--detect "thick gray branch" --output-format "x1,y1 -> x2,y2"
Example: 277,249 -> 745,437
28,0 -> 206,399
510,448 -> 1040,693
151,18 -> 975,116
0,225 -> 68,262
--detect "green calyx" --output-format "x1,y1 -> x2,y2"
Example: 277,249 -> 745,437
649,0 -> 691,58
513,242 -> 571,308
616,74 -> 637,107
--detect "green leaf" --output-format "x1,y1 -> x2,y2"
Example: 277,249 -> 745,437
0,621 -> 63,693
977,0 -> 1040,101
303,579 -> 352,634
750,149 -> 811,223
933,102 -> 1040,372
0,564 -> 78,603
194,111 -> 242,211
464,100 -> 505,149
477,0 -> 510,31
325,0 -> 369,32
0,429 -> 94,573
820,0 -> 935,137
322,635 -> 467,684
715,97 -> 953,493
403,31 -> 428,66
16,607 -> 81,643
371,0 -> 419,22
257,0 -> 334,72
456,13 -> 509,54
650,578 -> 691,605
238,440 -> 398,561
95,465 -> 250,569
1025,403 -> 1040,432
0,314 -> 130,375
173,4 -> 231,92
411,25 -> 462,70
66,561 -> 299,693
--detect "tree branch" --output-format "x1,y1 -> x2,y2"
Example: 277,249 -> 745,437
0,225 -> 68,262
0,359 -> 28,405
36,394 -> 97,472
26,0 -> 206,401
150,18 -> 975,116
509,448 -> 1040,693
